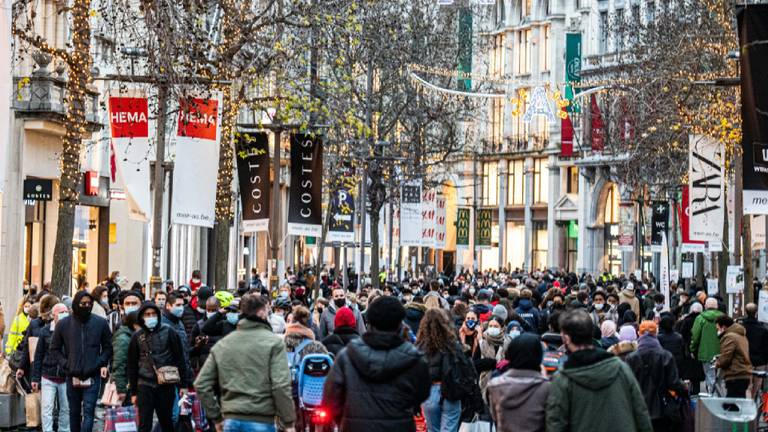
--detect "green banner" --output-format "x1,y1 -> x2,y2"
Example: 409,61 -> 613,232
457,7 -> 473,91
565,33 -> 582,113
456,208 -> 470,246
476,209 -> 492,248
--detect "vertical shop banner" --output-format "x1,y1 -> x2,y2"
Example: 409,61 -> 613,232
564,33 -> 582,113
327,188 -> 355,243
752,215 -> 766,250
651,201 -> 669,251
476,209 -> 492,248
434,195 -> 447,249
590,94 -> 605,151
738,5 -> 768,214
618,202 -> 635,251
679,186 -> 706,252
660,232 -> 670,308
172,96 -> 221,227
561,112 -> 574,157
421,189 -> 436,247
235,132 -> 270,232
688,135 -> 725,241
400,181 -> 422,247
456,208 -> 470,246
108,91 -> 151,221
287,134 -> 323,236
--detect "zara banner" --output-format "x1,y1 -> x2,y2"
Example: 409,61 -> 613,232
235,132 -> 270,232
400,180 -> 422,247
287,133 -> 323,237
171,96 -> 221,228
688,135 -> 724,241
108,91 -> 151,221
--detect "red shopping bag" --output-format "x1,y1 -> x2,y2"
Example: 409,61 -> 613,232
187,392 -> 209,432
103,406 -> 139,432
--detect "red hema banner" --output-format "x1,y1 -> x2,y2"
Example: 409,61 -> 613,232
177,98 -> 219,141
108,97 -> 148,138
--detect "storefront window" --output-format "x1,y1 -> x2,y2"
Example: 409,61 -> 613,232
566,166 -> 579,194
604,184 -> 621,274
482,162 -> 499,206
532,221 -> 548,270
507,159 -> 525,206
506,222 -> 525,270
533,158 -> 549,204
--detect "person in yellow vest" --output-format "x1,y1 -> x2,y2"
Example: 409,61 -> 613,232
5,295 -> 33,355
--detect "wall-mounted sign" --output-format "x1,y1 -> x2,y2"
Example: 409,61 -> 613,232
23,179 -> 52,201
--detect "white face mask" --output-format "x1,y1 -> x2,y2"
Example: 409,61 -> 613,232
594,303 -> 604,310
486,327 -> 502,337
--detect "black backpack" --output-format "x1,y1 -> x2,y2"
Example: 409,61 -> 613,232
440,343 -> 478,401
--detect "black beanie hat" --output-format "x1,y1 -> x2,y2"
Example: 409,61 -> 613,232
505,333 -> 543,371
197,286 -> 214,302
366,296 -> 405,332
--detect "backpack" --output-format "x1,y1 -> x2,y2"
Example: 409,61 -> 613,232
441,344 -> 478,402
287,339 -> 313,383
542,346 -> 566,374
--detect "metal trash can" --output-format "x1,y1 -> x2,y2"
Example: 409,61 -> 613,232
0,392 -> 26,428
695,397 -> 757,432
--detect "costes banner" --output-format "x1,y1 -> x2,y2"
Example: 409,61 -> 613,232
327,188 -> 355,243
456,208 -> 470,246
235,132 -> 270,232
688,135 -> 724,242
400,180 -> 422,247
287,133 -> 323,237
738,5 -> 768,214
108,91 -> 151,221
434,195 -> 447,249
171,96 -> 221,228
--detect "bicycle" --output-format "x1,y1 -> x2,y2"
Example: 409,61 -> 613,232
752,369 -> 768,431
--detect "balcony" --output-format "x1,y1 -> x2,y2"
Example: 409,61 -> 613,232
13,52 -> 101,130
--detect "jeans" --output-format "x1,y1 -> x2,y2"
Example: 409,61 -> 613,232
67,375 -> 101,432
137,384 -> 176,432
422,384 -> 461,432
42,378 -> 69,432
222,419 -> 276,432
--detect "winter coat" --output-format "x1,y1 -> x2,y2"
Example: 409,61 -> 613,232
180,305 -> 202,339
322,331 -> 431,432
5,312 -> 29,354
161,311 -> 193,385
618,290 -> 640,321
487,369 -> 550,432
716,323 -> 752,381
739,317 -> 768,367
194,318 -> 296,427
657,330 -> 686,378
321,326 -> 359,356
17,317 -> 45,373
546,348 -> 652,432
31,322 -> 65,383
111,325 -> 133,394
200,312 -> 237,339
626,335 -> 682,420
423,291 -> 449,309
515,299 -> 540,333
690,309 -> 724,361
403,303 -> 426,335
127,321 -> 188,392
318,303 -> 366,339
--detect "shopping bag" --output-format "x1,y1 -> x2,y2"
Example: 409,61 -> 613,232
459,415 -> 494,432
104,406 -> 139,432
100,380 -> 121,407
189,392 -> 209,431
0,359 -> 14,394
25,391 -> 41,427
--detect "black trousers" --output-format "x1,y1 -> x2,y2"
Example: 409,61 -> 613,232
725,378 -> 751,398
137,384 -> 177,432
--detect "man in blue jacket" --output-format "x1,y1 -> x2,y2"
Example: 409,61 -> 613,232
50,291 -> 112,432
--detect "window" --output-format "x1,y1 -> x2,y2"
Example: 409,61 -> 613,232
599,11 -> 609,53
507,159 -> 525,205
533,158 -> 549,204
516,30 -> 531,75
490,98 -> 504,148
645,0 -> 655,22
615,8 -> 625,52
491,34 -> 505,78
540,25 -> 550,72
506,222 -> 525,269
604,184 -> 619,223
566,166 -> 579,194
496,0 -> 506,25
523,0 -> 532,18
482,162 -> 499,206
532,221 -> 548,270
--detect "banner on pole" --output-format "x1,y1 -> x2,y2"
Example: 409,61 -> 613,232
327,188 -> 355,243
456,208 -> 470,246
400,181 -> 422,247
590,95 -> 604,152
752,215 -> 766,250
660,232 -> 670,308
561,113 -> 574,157
564,33 -> 581,113
421,189 -> 436,247
476,209 -> 492,248
738,5 -> 768,214
108,91 -> 151,222
287,134 -> 323,236
171,96 -> 221,228
679,186 -> 706,252
688,135 -> 725,241
235,132 -> 270,232
434,195 -> 447,249
651,201 -> 669,252
618,202 -> 635,251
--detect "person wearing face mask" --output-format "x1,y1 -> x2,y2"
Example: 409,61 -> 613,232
5,296 -> 32,355
477,316 -> 511,397
644,293 -> 668,321
189,269 -> 203,294
589,291 -> 607,325
32,303 -> 70,432
154,291 -> 168,309
90,286 -> 110,319
127,302 -> 189,432
318,287 -> 367,339
190,296 -> 222,373
183,286 -> 212,339
49,291 -> 112,432
111,311 -> 139,406
459,311 -> 481,359
160,293 -> 193,394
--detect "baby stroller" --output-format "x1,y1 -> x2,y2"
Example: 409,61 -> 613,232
296,353 -> 334,432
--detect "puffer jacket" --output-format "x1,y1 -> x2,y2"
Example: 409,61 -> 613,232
487,369 -> 550,432
322,331 -> 431,432
691,309 -> 724,361
31,321 -> 65,383
716,323 -> 752,381
111,325 -> 133,394
626,335 -> 682,420
320,326 -> 359,356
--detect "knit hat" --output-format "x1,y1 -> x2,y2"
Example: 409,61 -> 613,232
505,333 -> 543,371
366,296 -> 405,332
638,320 -> 658,336
197,286 -> 214,302
334,306 -> 356,329
492,304 -> 508,322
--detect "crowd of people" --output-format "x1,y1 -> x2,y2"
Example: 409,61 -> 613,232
2,266 -> 767,432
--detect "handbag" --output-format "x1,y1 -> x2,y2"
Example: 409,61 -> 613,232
24,390 -> 41,427
104,406 -> 139,432
0,358 -> 15,394
459,414 -> 495,432
140,334 -> 180,385
100,380 -> 121,406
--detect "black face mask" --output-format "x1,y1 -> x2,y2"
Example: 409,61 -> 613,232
334,298 -> 346,308
74,304 -> 92,321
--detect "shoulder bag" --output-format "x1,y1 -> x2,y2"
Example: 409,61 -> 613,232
140,333 -> 180,385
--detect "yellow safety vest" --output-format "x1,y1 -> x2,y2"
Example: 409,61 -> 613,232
4,313 -> 29,355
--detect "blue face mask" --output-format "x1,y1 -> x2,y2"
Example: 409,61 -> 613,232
466,319 -> 477,329
124,305 -> 139,314
144,317 -> 159,329
171,306 -> 184,317
57,312 -> 69,321
226,312 -> 239,325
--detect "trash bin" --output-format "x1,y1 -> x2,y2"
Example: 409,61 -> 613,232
695,397 -> 757,432
0,392 -> 26,428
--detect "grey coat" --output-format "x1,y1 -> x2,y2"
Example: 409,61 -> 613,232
318,303 -> 367,339
487,369 -> 550,432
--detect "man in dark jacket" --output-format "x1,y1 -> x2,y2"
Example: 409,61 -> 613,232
32,303 -> 70,432
161,293 -> 193,385
321,306 -> 360,356
50,291 -> 112,432
323,296 -> 431,432
180,286 -> 209,338
515,289 -> 541,333
740,303 -> 768,396
127,302 -> 189,432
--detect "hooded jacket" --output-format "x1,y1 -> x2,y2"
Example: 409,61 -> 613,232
618,289 -> 640,320
515,299 -> 541,332
50,291 -> 112,379
403,303 -> 426,335
321,326 -> 359,356
626,334 -> 682,420
546,348 -> 652,432
716,323 -> 752,381
318,302 -> 367,339
690,309 -> 724,361
322,331 -> 431,432
487,369 -> 550,432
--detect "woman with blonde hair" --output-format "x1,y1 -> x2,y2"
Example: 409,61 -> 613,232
5,295 -> 32,355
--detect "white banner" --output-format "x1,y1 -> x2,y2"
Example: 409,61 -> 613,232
434,195 -> 447,249
421,188 -> 436,247
108,91 -> 151,221
759,290 -> 768,324
171,95 -> 221,228
660,232 -> 670,308
752,215 -> 766,250
400,181 -> 422,247
688,135 -> 725,242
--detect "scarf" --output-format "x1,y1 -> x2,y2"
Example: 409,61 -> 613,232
601,320 -> 617,338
